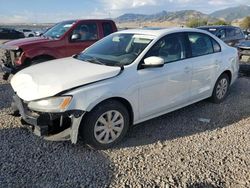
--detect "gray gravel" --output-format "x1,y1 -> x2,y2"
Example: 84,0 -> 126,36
0,42 -> 250,187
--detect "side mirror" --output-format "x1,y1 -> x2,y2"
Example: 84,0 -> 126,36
71,33 -> 81,41
141,56 -> 164,68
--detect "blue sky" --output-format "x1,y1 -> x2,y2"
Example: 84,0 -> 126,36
0,0 -> 249,23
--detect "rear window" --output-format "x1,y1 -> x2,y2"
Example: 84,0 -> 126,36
211,39 -> 221,53
102,22 -> 113,37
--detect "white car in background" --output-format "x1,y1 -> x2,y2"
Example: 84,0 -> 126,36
11,28 -> 239,149
20,29 -> 35,37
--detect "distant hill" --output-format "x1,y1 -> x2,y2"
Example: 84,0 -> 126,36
115,5 -> 250,26
115,10 -> 215,23
210,5 -> 250,21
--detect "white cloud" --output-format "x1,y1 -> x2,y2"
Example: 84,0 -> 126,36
0,15 -> 30,24
208,0 -> 250,6
103,0 -> 157,10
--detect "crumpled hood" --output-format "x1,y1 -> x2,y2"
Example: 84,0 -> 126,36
11,57 -> 121,101
1,37 -> 50,49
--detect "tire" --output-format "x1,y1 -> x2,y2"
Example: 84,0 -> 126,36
80,100 -> 130,149
28,34 -> 34,37
210,74 -> 230,103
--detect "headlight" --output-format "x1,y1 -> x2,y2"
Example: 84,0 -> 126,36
28,96 -> 72,112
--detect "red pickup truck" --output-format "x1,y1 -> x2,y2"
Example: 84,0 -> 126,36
0,19 -> 117,80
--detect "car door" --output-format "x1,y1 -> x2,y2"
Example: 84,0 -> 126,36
138,33 -> 192,119
65,22 -> 99,57
187,32 -> 221,101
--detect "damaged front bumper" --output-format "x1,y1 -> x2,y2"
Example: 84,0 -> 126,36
12,95 -> 85,144
0,45 -> 22,80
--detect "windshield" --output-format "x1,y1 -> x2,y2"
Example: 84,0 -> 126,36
75,33 -> 153,66
43,20 -> 75,39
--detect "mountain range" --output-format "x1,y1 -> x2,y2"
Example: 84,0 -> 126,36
115,5 -> 250,24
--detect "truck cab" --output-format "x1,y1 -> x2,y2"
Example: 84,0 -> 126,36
0,19 -> 117,80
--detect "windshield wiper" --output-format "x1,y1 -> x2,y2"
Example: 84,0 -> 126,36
76,54 -> 105,65
85,56 -> 105,65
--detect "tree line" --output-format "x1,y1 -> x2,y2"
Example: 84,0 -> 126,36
187,16 -> 250,29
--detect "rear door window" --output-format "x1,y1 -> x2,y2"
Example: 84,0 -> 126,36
188,33 -> 214,57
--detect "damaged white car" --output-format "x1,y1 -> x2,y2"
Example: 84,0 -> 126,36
11,28 -> 239,149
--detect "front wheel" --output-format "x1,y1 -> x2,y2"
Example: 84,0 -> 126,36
210,74 -> 230,103
80,100 -> 130,149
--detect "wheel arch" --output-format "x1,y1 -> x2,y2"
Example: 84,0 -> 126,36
220,70 -> 232,84
30,54 -> 55,61
24,54 -> 55,65
87,97 -> 134,126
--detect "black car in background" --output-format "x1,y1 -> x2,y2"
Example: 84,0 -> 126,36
0,28 -> 25,39
198,25 -> 245,47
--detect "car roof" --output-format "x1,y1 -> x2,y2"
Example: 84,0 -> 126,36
116,27 -> 210,37
59,19 -> 115,23
198,25 -> 239,29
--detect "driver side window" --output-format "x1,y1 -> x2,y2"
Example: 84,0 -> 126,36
217,29 -> 226,39
145,33 -> 186,63
71,23 -> 98,42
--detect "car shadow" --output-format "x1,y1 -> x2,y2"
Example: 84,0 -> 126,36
0,127 -> 114,187
115,77 -> 250,148
0,83 -> 14,110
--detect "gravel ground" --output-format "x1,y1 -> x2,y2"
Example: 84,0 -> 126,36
0,42 -> 249,187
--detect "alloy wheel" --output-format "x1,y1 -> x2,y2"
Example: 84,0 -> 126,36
216,78 -> 228,99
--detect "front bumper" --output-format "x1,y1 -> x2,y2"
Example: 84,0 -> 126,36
1,57 -> 16,80
13,95 -> 85,143
238,48 -> 250,57
1,63 -> 13,80
0,48 -> 22,80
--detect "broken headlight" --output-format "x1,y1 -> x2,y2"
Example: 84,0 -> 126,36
28,96 -> 72,113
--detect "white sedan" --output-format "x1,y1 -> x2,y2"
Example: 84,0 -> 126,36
11,28 -> 239,149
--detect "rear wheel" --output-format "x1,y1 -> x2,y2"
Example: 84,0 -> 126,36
80,100 -> 130,149
210,74 -> 230,103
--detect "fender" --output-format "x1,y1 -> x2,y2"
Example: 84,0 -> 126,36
23,47 -> 60,61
